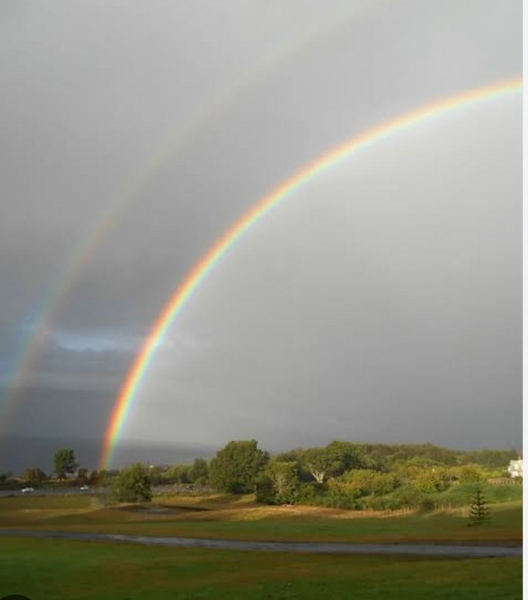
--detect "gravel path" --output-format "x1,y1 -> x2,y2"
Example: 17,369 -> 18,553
0,529 -> 521,557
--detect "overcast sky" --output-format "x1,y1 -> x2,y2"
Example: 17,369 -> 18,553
0,0 -> 522,470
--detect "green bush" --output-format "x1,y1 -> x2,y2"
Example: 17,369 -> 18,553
321,489 -> 364,509
338,469 -> 401,496
299,491 -> 363,510
362,495 -> 401,510
109,463 -> 152,503
255,476 -> 276,505
295,482 -> 325,504
375,485 -> 427,509
418,497 -> 436,512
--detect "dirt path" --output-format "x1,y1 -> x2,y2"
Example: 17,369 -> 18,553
0,529 -> 521,557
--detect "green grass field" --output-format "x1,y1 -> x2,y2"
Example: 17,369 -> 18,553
0,493 -> 521,545
0,537 -> 522,600
0,493 -> 522,599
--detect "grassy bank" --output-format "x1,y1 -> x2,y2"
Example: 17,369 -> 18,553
0,537 -> 522,600
0,493 -> 521,545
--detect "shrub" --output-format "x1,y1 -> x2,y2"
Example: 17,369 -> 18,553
418,497 -> 436,512
109,463 -> 152,503
338,469 -> 401,496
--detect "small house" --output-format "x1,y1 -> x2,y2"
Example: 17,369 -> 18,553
507,458 -> 523,479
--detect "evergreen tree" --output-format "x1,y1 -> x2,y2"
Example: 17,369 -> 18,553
468,485 -> 491,526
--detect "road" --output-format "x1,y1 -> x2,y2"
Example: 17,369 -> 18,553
0,488 -> 99,497
0,529 -> 521,557
0,484 -> 208,497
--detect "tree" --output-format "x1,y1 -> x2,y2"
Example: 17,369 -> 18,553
109,463 -> 152,503
302,448 -> 330,484
338,469 -> 400,496
24,467 -> 46,485
166,464 -> 190,484
188,458 -> 209,483
468,486 -> 491,526
458,464 -> 486,484
325,441 -> 366,474
87,470 -> 101,486
53,448 -> 78,479
256,461 -> 299,505
302,446 -> 347,484
147,466 -> 164,485
414,468 -> 450,493
99,469 -> 119,481
273,448 -> 313,482
77,467 -> 89,484
464,449 -> 518,469
209,440 -> 269,493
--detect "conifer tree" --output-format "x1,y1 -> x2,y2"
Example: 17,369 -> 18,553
468,485 -> 491,526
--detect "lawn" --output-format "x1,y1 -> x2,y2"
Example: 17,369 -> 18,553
0,493 -> 521,545
0,537 -> 522,600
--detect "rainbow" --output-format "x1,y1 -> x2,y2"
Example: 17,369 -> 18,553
0,0 -> 392,432
100,77 -> 522,469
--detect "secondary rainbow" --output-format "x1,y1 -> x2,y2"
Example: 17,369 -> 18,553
0,0 -> 392,433
100,77 -> 522,469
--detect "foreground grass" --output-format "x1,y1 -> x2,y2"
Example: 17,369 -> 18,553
0,537 -> 522,600
0,494 -> 521,545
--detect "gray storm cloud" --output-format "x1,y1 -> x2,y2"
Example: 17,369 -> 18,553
0,0 -> 521,469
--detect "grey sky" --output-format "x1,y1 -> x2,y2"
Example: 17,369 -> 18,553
0,0 -> 521,470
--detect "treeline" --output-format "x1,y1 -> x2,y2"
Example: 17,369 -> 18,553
1,441 -> 521,510
198,440 -> 521,510
0,448 -> 100,490
146,442 -> 519,483
106,440 -> 521,509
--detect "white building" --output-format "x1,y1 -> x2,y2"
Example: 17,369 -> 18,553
507,458 -> 523,478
